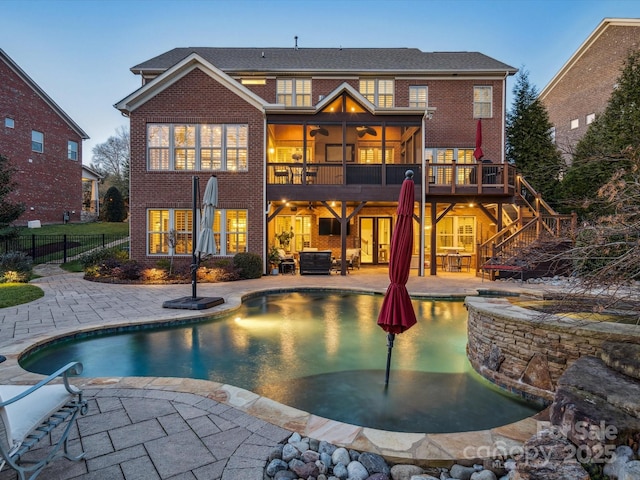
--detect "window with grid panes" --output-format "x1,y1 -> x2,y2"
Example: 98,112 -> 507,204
68,141 -> 78,161
148,208 -> 246,256
147,124 -> 247,171
173,210 -> 193,254
359,79 -> 394,107
409,86 -> 428,108
32,130 -> 44,153
226,125 -> 248,171
456,148 -> 475,184
148,125 -> 170,170
473,86 -> 492,118
456,217 -> 475,252
225,210 -> 247,254
277,79 -> 311,106
174,125 -> 196,170
200,125 -> 222,170
358,147 -> 394,164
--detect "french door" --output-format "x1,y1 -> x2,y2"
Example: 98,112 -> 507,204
359,217 -> 392,265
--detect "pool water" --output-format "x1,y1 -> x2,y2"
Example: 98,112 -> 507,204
22,291 -> 539,433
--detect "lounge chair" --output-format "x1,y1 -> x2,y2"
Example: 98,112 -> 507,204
0,362 -> 88,479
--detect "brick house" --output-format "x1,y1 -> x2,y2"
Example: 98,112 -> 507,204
0,49 -> 89,226
539,18 -> 640,165
117,46 -> 570,276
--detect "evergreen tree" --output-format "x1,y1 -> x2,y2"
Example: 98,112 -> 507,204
560,49 -> 640,218
506,69 -> 564,205
0,154 -> 25,240
102,186 -> 126,222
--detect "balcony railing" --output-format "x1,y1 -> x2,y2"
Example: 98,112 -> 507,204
267,162 -> 516,194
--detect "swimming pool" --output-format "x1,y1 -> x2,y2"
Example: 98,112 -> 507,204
21,291 -> 539,433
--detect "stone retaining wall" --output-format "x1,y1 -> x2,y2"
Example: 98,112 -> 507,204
465,297 -> 640,404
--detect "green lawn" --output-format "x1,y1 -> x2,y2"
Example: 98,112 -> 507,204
16,222 -> 129,237
0,283 -> 44,308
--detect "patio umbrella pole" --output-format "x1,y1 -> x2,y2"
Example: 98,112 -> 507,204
191,175 -> 199,300
384,333 -> 395,386
162,175 -> 224,310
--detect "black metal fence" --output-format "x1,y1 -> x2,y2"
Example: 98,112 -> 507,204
1,234 -> 129,265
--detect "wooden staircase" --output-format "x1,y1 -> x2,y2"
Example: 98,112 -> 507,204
477,176 -> 576,280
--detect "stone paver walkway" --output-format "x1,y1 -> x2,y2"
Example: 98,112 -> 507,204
0,265 -> 557,479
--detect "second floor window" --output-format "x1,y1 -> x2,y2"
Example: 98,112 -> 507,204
360,79 -> 394,107
473,86 -> 492,118
32,130 -> 44,153
148,123 -> 248,171
68,141 -> 78,161
277,79 -> 311,106
409,86 -> 428,108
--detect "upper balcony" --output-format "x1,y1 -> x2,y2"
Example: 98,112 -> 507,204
266,162 -> 516,202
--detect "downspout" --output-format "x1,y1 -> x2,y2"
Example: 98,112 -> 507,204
420,112 -> 427,277
502,71 -> 508,164
263,113 -> 268,275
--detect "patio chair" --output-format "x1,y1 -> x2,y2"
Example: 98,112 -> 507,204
0,362 -> 88,480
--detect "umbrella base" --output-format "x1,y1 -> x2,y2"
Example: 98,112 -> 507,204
162,296 -> 224,310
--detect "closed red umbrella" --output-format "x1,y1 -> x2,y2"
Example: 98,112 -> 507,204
377,170 -> 417,386
474,119 -> 484,161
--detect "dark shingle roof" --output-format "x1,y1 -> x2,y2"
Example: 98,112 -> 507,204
131,47 -> 516,75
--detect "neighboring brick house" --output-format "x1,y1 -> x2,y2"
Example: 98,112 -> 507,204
0,49 -> 89,226
539,18 -> 640,164
116,46 -> 523,274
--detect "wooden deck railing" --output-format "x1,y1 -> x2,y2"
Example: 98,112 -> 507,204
267,162 -> 517,193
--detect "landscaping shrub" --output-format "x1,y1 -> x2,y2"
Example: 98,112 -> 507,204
79,247 -> 129,269
111,260 -> 143,280
233,252 -> 263,279
0,251 -> 33,283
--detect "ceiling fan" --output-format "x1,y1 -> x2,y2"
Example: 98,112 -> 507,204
309,126 -> 329,137
356,126 -> 377,137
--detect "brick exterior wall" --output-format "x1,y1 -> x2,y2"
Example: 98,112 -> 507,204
129,68 -> 265,268
426,79 -> 505,161
540,24 -> 640,163
126,59 -> 510,269
0,58 -> 84,226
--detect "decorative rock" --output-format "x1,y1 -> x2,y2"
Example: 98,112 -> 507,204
291,460 -> 319,478
302,449 -> 320,463
287,458 -> 305,470
282,443 -> 300,462
621,460 -> 640,480
333,462 -> 348,479
288,432 -> 302,443
368,473 -> 391,480
350,449 -> 361,461
290,439 -> 310,453
346,460 -> 369,480
320,452 -> 333,467
514,431 -> 589,480
274,470 -> 298,480
332,447 -> 351,467
604,445 -> 635,478
309,437 -> 320,451
359,452 -> 391,475
266,458 -> 289,477
319,440 -> 338,456
470,470 -> 497,480
409,475 -> 438,480
316,458 -> 328,475
390,463 -> 424,480
450,464 -> 476,480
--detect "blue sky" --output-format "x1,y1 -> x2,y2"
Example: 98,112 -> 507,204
2,0 -> 639,163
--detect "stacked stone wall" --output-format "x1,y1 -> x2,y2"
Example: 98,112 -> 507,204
465,297 -> 640,403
